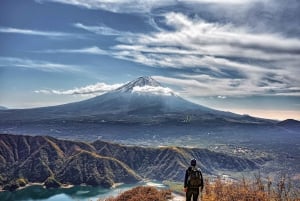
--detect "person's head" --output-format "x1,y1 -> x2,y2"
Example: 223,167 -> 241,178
191,158 -> 196,166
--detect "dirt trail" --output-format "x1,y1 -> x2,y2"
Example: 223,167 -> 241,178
171,193 -> 185,201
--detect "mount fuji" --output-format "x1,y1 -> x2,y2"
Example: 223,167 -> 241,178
72,76 -> 215,116
0,76 -> 267,124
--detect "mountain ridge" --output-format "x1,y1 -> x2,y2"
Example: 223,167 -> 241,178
0,134 -> 266,191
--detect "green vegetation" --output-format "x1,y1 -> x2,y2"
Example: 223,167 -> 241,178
3,178 -> 28,191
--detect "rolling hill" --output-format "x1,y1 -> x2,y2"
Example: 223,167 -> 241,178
0,134 -> 266,191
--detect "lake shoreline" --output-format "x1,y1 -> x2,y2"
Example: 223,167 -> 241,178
0,182 -> 75,192
0,180 -> 169,201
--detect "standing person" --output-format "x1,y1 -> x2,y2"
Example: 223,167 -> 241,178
184,158 -> 204,201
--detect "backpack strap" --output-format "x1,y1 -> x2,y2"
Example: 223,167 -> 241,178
197,168 -> 204,189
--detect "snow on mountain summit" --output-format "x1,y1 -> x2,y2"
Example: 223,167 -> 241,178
115,76 -> 176,96
116,76 -> 160,91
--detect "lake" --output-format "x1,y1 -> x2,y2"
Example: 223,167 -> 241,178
0,181 -> 166,201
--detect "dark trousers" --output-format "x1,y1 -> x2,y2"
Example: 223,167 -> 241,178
186,188 -> 199,201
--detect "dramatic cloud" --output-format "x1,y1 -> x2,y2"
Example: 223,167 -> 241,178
34,2 -> 300,98
114,12 -> 300,62
35,82 -> 123,95
153,72 -> 300,98
43,12 -> 300,97
132,85 -> 176,96
0,57 -> 80,72
0,27 -> 74,38
110,12 -> 300,97
36,0 -> 176,13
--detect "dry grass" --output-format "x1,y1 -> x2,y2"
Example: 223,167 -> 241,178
99,186 -> 173,201
99,175 -> 300,201
202,175 -> 300,201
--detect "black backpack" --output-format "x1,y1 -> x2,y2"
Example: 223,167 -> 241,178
188,168 -> 203,188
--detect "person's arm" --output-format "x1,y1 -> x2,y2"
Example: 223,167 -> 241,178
184,169 -> 188,188
199,170 -> 204,191
184,169 -> 189,192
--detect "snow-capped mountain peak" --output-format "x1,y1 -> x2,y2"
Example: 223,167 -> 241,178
116,76 -> 160,92
115,76 -> 175,96
115,76 -> 176,96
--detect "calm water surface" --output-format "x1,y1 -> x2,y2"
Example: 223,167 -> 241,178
0,181 -> 166,201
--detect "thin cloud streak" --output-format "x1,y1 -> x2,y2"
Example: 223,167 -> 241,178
36,0 -> 268,13
36,0 -> 176,13
0,57 -> 81,72
41,46 -> 108,55
153,75 -> 249,97
74,23 -> 130,36
0,27 -> 75,38
153,74 -> 300,98
35,82 -> 123,95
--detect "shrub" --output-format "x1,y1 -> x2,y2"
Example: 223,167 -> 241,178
3,178 -> 28,191
100,186 -> 172,201
16,178 -> 28,187
202,175 -> 300,201
100,176 -> 300,201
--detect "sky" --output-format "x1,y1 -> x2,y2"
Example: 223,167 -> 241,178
0,0 -> 300,120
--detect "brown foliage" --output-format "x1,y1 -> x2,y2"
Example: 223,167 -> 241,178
101,186 -> 172,201
100,176 -> 300,201
202,175 -> 300,201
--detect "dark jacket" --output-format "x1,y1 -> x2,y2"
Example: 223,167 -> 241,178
184,166 -> 204,190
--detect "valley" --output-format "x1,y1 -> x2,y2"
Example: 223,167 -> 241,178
0,134 -> 266,191
0,77 -> 299,191
0,120 -> 299,185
